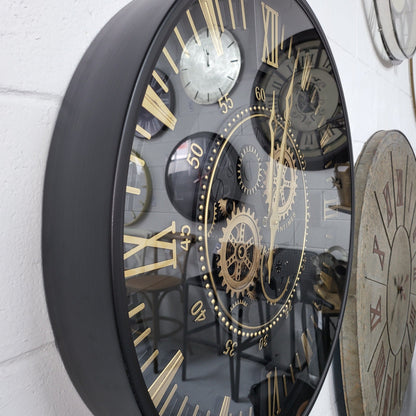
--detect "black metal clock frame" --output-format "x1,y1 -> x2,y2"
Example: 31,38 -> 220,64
42,1 -> 354,415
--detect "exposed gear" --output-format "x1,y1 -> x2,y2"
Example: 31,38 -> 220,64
237,145 -> 263,195
217,206 -> 262,298
264,143 -> 297,221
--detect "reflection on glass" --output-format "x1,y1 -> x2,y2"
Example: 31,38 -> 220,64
124,152 -> 152,225
121,1 -> 353,414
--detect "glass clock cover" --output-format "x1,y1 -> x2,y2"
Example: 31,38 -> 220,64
43,1 -> 354,415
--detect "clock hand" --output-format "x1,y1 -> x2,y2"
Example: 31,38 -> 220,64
266,90 -> 278,218
267,49 -> 299,284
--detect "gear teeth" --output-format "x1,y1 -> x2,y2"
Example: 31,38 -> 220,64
217,206 -> 261,298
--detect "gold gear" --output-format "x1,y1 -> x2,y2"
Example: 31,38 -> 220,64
217,207 -> 262,298
237,145 -> 263,195
264,143 -> 297,220
218,198 -> 228,216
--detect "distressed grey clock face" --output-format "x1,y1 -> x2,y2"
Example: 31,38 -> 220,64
341,131 -> 416,416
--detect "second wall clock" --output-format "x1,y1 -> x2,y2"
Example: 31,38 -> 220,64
340,130 -> 416,416
43,0 -> 354,414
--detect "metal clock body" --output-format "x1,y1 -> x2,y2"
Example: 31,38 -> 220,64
43,1 -> 353,415
340,131 -> 416,416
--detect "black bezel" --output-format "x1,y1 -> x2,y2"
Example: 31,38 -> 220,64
42,1 -> 355,415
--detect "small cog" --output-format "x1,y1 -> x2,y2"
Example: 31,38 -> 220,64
217,206 -> 262,298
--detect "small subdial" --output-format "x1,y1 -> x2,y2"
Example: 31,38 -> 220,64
217,206 -> 262,298
264,143 -> 297,228
180,28 -> 241,105
237,145 -> 263,195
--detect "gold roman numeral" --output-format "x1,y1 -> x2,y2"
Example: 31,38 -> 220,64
148,350 -> 184,407
126,153 -> 145,195
301,331 -> 313,366
142,84 -> 177,133
301,53 -> 312,91
262,2 -> 279,68
174,26 -> 190,56
159,384 -> 178,416
267,368 -> 281,416
186,9 -> 201,45
219,396 -> 231,416
163,46 -> 179,74
124,222 -> 177,278
199,0 -> 224,56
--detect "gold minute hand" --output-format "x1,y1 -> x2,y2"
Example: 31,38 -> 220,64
266,90 -> 278,218
267,49 -> 299,284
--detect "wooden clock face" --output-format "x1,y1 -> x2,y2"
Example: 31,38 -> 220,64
374,0 -> 416,62
340,130 -> 416,416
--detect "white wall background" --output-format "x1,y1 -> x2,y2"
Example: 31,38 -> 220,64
1,0 -> 415,415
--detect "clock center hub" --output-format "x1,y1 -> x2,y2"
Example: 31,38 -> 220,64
387,225 -> 412,355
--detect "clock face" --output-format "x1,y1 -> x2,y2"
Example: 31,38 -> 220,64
42,1 -> 353,415
179,28 -> 242,104
374,0 -> 416,61
340,131 -> 416,416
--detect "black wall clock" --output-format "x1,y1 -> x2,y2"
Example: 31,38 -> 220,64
42,1 -> 353,415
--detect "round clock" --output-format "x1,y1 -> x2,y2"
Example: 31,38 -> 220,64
374,0 -> 416,62
340,130 -> 416,416
42,1 -> 353,415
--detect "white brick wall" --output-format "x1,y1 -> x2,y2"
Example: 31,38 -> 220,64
0,0 -> 415,415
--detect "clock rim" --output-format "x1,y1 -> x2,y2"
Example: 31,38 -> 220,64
42,0 -> 355,415
42,1 -> 178,415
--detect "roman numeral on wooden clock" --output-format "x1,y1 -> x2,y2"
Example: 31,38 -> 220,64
373,343 -> 386,401
383,182 -> 393,226
373,235 -> 385,270
396,168 -> 404,207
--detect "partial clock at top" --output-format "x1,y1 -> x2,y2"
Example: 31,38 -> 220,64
43,1 -> 354,415
374,0 -> 416,62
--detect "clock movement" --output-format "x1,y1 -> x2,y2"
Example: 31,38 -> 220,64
43,1 -> 353,415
